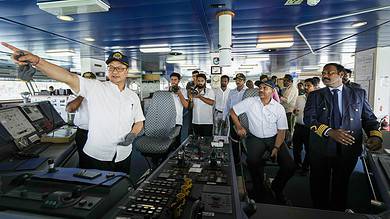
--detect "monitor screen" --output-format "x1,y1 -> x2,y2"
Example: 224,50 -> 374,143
0,107 -> 36,140
21,105 -> 45,122
37,101 -> 66,128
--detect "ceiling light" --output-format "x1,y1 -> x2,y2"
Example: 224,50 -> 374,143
38,0 -> 110,16
256,42 -> 294,49
303,66 -> 319,70
84,37 -> 95,42
166,60 -> 186,64
238,67 -> 253,70
140,44 -> 171,53
258,36 -> 294,43
56,15 -> 74,21
245,56 -> 269,62
307,0 -> 321,6
46,49 -> 75,56
180,64 -> 198,68
351,21 -> 367,28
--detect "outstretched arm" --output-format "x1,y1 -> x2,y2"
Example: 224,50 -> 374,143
1,42 -> 80,93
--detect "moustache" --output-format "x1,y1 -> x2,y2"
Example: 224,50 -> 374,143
323,77 -> 330,81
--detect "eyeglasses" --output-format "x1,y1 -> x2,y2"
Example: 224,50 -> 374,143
321,70 -> 338,75
108,65 -> 127,73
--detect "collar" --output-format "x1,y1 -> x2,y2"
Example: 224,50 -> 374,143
109,81 -> 129,93
328,84 -> 343,93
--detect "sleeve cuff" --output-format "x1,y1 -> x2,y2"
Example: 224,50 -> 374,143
310,124 -> 330,137
369,130 -> 383,141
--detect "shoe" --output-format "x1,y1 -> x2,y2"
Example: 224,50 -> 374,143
271,185 -> 291,205
299,167 -> 309,176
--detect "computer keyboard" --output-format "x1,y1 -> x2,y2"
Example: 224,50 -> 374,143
13,143 -> 50,160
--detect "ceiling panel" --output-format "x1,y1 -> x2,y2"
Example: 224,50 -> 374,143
0,0 -> 388,76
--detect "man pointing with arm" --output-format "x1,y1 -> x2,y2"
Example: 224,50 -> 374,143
2,42 -> 144,174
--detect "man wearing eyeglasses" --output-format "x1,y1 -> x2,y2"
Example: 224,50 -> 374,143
2,42 -> 145,174
304,63 -> 382,211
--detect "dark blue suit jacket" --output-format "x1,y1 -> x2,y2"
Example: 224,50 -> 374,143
304,85 -> 381,157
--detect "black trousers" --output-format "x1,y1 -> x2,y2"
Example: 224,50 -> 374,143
192,124 -> 213,137
246,134 -> 296,200
292,124 -> 310,168
75,128 -> 88,168
310,152 -> 359,211
229,116 -> 241,165
80,152 -> 132,174
172,125 -> 182,151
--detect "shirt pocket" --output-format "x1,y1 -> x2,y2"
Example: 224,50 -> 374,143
264,110 -> 278,128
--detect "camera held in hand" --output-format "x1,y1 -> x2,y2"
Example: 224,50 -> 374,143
190,87 -> 199,96
170,85 -> 180,93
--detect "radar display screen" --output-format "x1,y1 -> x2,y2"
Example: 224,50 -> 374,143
0,107 -> 36,140
21,105 -> 45,122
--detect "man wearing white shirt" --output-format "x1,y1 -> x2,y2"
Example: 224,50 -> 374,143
213,75 -> 230,136
230,80 -> 296,204
66,72 -> 96,168
191,73 -> 215,136
168,72 -> 188,148
223,73 -> 246,164
280,74 -> 298,145
292,78 -> 318,175
2,41 -> 145,174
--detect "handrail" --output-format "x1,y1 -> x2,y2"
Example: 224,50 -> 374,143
295,5 -> 390,54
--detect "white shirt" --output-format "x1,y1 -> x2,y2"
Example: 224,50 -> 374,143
223,87 -> 246,120
192,88 -> 215,124
281,85 -> 298,113
68,95 -> 89,130
294,95 -> 306,125
77,76 -> 145,162
213,87 -> 230,111
172,88 -> 187,125
233,97 -> 288,138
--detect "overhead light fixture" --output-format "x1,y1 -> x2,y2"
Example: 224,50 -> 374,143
84,37 -> 95,42
307,0 -> 321,6
256,42 -> 294,49
303,66 -> 320,70
56,15 -> 74,21
46,49 -> 75,56
245,56 -> 269,62
257,35 -> 294,49
38,0 -> 110,16
180,64 -> 198,68
128,69 -> 140,73
351,21 -> 367,28
140,44 -> 171,53
166,60 -> 186,64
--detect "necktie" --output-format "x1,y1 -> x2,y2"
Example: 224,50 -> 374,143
332,89 -> 342,129
329,89 -> 341,155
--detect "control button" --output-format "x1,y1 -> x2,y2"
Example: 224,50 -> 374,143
88,202 -> 93,207
79,199 -> 87,206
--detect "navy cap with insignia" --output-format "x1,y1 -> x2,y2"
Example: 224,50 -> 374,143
106,52 -> 129,66
260,79 -> 276,89
233,73 -> 246,81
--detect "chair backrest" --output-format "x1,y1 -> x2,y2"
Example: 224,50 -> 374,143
239,88 -> 259,130
144,91 -> 176,137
